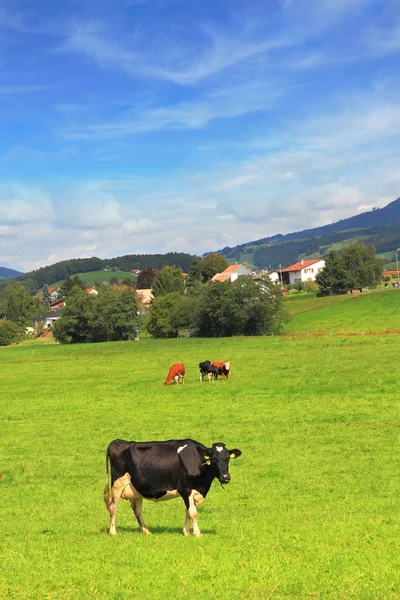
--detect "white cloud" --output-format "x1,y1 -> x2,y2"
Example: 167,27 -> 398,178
0,186 -> 54,225
122,218 -> 156,234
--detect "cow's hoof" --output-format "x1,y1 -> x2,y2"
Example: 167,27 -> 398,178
141,528 -> 152,535
182,528 -> 190,536
194,532 -> 202,538
109,530 -> 117,536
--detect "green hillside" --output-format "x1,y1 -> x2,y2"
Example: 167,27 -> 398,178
51,270 -> 133,287
284,289 -> 400,334
220,218 -> 400,271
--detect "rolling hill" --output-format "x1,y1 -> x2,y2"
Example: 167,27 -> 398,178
283,289 -> 400,334
216,197 -> 400,270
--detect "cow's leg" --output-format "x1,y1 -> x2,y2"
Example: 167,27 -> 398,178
131,497 -> 151,535
199,372 -> 203,382
174,374 -> 179,384
107,473 -> 131,535
208,372 -> 212,383
182,491 -> 201,537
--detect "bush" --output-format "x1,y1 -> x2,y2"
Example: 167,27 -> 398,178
0,319 -> 22,346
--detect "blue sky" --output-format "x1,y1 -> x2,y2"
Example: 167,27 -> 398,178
0,0 -> 400,271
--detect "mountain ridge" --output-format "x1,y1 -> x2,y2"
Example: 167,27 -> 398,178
0,266 -> 24,279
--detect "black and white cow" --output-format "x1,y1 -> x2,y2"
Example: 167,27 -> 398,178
199,360 -> 222,382
104,439 -> 242,537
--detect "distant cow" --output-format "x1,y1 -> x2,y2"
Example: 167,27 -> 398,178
199,360 -> 222,382
164,363 -> 185,386
104,438 -> 242,536
212,361 -> 231,380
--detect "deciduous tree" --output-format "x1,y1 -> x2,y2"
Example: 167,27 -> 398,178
199,254 -> 229,282
136,268 -> 157,290
152,266 -> 185,297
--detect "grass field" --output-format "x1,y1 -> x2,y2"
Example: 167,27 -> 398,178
284,289 -> 400,334
1,334 -> 399,599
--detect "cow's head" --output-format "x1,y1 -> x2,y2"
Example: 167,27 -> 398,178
203,443 -> 242,484
164,378 -> 171,386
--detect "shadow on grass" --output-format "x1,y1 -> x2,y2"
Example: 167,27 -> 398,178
99,525 -> 217,535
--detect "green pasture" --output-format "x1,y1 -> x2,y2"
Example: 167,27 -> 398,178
284,289 -> 400,334
1,335 -> 399,599
50,270 -> 133,287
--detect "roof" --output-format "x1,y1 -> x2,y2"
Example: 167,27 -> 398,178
281,259 -> 323,273
211,264 -> 262,282
33,308 -> 64,321
136,288 -> 154,305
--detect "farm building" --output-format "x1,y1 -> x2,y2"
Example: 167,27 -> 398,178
280,258 -> 325,286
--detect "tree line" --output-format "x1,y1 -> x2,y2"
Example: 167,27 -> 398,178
0,252 -> 197,296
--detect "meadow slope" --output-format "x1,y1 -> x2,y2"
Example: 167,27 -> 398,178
284,289 -> 400,334
1,336 -> 399,599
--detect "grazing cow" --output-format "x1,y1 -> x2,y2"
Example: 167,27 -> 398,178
212,361 -> 232,380
199,360 -> 222,382
104,439 -> 242,537
164,363 -> 185,386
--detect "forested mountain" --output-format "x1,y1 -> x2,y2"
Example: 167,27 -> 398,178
216,197 -> 400,269
0,252 -> 196,295
0,266 -> 24,279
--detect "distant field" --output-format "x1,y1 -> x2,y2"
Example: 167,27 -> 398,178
1,336 -> 399,599
51,270 -> 133,287
284,289 -> 400,334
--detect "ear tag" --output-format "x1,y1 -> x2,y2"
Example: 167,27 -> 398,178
204,456 -> 211,465
230,453 -> 236,458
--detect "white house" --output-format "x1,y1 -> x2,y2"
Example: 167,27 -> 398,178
211,264 -> 262,283
86,286 -> 98,295
266,270 -> 281,283
33,308 -> 64,329
280,258 -> 325,286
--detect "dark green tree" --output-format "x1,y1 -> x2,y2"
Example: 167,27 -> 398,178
91,287 -> 139,342
147,292 -> 183,338
53,288 -> 94,343
186,258 -> 202,287
315,250 -> 349,293
0,319 -> 22,346
196,282 -> 240,337
199,254 -> 229,282
57,275 -> 85,299
0,283 -> 39,327
42,284 -> 51,307
341,242 -> 383,291
152,266 -> 185,297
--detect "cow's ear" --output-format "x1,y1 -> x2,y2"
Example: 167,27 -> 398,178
229,449 -> 242,459
177,443 -> 203,477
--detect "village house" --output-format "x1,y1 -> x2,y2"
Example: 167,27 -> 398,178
211,264 -> 262,283
280,258 -> 325,286
86,286 -> 98,295
33,308 -> 64,329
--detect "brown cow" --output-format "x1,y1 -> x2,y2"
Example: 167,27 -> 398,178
212,361 -> 231,380
164,363 -> 185,386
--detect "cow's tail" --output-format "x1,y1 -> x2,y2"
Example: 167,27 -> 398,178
104,448 -> 112,510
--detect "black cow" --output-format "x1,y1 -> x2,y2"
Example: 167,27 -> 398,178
104,439 -> 242,537
199,360 -> 222,382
